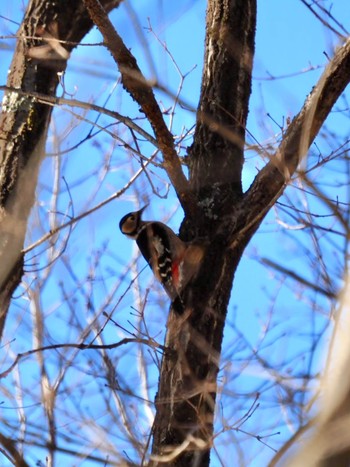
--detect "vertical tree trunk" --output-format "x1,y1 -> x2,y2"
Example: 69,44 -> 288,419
150,1 -> 257,465
0,0 -> 122,339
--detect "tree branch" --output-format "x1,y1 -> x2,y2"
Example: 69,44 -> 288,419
0,0 -> 123,339
0,337 -> 166,380
83,0 -> 197,216
189,0 -> 256,218
237,37 -> 350,240
0,85 -> 158,146
0,432 -> 29,467
261,257 -> 338,300
150,2 -> 257,466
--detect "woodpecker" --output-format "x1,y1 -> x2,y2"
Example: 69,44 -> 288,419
119,206 -> 203,314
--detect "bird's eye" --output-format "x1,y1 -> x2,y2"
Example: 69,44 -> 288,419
130,215 -> 135,221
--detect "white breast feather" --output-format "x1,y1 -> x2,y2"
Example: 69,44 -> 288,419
153,235 -> 164,255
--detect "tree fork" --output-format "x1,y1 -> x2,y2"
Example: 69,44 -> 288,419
150,1 -> 257,465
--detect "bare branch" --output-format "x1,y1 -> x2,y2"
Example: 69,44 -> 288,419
235,37 -> 350,242
83,0 -> 197,216
0,85 -> 158,147
261,257 -> 338,299
0,431 -> 29,467
23,156 -> 153,254
0,337 -> 167,380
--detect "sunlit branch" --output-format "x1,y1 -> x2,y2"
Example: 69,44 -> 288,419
0,85 -> 157,146
233,37 -> 350,245
83,0 -> 197,217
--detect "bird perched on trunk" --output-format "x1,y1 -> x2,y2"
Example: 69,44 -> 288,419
119,206 -> 204,314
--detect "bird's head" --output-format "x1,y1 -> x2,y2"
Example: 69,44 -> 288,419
119,205 -> 148,238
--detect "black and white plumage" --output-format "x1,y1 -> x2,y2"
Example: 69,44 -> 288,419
119,206 -> 203,313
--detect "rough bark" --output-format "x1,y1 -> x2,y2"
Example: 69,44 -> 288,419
150,1 -> 257,465
0,0 -> 122,339
2,1 -> 350,465
189,0 -> 256,219
150,8 -> 350,467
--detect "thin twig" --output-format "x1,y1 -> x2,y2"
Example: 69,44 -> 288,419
82,0 -> 197,217
0,337 -> 166,379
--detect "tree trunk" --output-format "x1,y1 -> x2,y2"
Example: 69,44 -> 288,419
2,1 -> 350,465
0,0 -> 122,339
150,4 -> 350,466
150,1 -> 257,465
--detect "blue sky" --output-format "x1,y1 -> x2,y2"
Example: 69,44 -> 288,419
0,1 -> 349,466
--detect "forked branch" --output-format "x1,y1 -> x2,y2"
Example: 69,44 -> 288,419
234,37 -> 350,243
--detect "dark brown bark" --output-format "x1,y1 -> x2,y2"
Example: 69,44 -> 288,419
0,0 -> 122,339
150,1 -> 257,465
189,0 -> 256,220
0,432 -> 29,467
2,1 -> 350,465
150,7 -> 350,467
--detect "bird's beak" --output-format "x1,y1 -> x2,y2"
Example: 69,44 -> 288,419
138,204 -> 148,215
